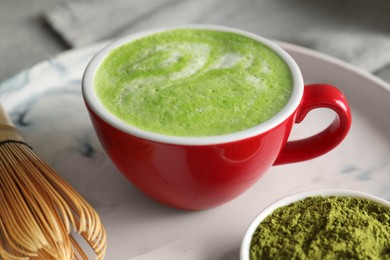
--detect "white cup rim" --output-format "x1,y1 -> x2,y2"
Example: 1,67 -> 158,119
240,188 -> 390,260
82,24 -> 304,145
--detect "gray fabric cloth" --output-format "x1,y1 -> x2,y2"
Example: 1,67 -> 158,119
45,0 -> 390,74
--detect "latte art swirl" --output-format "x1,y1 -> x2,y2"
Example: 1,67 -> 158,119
95,29 -> 292,136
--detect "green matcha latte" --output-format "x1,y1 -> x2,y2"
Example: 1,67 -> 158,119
94,29 -> 292,136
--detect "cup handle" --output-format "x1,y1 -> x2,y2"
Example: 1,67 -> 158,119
273,84 -> 352,165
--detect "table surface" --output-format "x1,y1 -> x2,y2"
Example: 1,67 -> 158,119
0,0 -> 69,82
2,0 -> 390,86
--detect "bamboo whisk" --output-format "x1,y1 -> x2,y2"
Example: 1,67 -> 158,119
0,104 -> 106,260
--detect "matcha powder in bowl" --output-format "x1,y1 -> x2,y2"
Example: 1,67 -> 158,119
241,189 -> 390,260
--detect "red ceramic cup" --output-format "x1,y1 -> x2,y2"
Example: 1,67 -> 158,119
82,25 -> 352,210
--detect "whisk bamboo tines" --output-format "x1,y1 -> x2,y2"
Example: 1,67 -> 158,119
0,104 -> 106,260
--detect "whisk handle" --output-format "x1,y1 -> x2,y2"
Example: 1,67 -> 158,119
0,103 -> 24,142
0,103 -> 14,126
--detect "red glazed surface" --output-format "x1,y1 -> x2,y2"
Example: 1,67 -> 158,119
274,84 -> 352,165
87,104 -> 294,210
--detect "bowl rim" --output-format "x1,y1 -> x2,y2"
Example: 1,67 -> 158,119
240,188 -> 390,260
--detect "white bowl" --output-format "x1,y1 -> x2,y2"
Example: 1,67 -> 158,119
240,189 -> 390,260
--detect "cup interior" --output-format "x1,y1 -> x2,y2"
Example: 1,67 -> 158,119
82,24 -> 304,145
240,189 -> 390,260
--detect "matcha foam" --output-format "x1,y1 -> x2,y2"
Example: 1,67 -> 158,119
94,29 -> 292,136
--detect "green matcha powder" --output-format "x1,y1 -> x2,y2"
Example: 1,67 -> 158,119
250,196 -> 390,259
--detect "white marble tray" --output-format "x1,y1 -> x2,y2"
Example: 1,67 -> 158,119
1,41 -> 390,260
